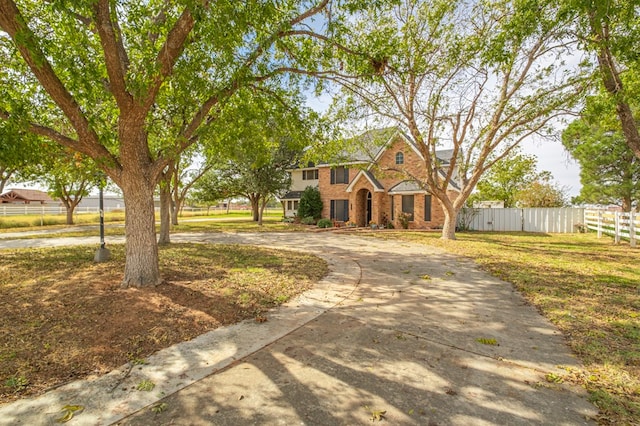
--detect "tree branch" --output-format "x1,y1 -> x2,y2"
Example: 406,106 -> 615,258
0,0 -> 100,146
93,0 -> 132,109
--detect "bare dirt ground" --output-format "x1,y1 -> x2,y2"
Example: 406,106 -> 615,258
0,242 -> 327,404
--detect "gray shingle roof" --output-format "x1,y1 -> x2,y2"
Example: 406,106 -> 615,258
388,180 -> 426,194
281,191 -> 303,200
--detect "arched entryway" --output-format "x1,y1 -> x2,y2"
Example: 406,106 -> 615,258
355,188 -> 372,227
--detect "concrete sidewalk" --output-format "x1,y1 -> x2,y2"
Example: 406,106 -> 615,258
0,233 -> 597,425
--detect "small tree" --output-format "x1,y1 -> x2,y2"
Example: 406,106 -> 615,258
515,176 -> 568,208
562,91 -> 640,212
472,151 -> 541,208
26,146 -> 98,225
297,186 -> 323,219
325,0 -> 586,240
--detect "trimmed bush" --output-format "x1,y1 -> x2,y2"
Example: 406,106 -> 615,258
317,218 -> 332,228
298,186 -> 323,219
301,216 -> 316,225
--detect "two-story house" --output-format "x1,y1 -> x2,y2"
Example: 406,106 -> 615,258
283,128 -> 460,229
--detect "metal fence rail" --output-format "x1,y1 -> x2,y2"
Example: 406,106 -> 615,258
458,208 -> 585,233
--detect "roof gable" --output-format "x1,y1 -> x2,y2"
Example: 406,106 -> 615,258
0,189 -> 53,203
345,170 -> 385,193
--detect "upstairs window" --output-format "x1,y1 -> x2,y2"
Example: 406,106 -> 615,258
302,169 -> 319,180
330,166 -> 349,184
395,152 -> 404,165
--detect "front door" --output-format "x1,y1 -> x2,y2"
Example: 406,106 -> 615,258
355,188 -> 372,227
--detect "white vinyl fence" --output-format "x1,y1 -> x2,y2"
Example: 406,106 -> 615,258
458,208 -> 585,233
584,209 -> 639,247
0,205 -> 112,216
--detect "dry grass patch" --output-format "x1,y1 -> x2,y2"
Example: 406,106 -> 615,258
0,243 -> 327,404
374,231 -> 640,425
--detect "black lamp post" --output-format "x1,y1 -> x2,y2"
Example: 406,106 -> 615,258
94,173 -> 111,262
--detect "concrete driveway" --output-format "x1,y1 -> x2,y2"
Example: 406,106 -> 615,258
0,232 -> 597,425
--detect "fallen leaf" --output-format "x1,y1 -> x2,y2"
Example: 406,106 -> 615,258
56,405 -> 83,423
150,402 -> 167,413
371,409 -> 386,421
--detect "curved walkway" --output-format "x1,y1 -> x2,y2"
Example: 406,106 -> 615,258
0,233 -> 597,425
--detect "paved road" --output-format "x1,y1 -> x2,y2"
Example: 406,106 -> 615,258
0,232 -> 597,425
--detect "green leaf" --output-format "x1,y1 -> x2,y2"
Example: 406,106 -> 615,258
136,379 -> 156,392
56,405 -> 83,423
476,337 -> 499,346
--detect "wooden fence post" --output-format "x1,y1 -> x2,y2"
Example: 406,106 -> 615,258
614,212 -> 621,244
597,210 -> 602,238
630,211 -> 637,248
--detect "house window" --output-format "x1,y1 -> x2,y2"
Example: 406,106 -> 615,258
424,194 -> 432,221
395,152 -> 404,165
330,199 -> 349,221
330,166 -> 349,184
287,200 -> 292,210
293,200 -> 299,210
402,195 -> 414,221
302,169 -> 319,180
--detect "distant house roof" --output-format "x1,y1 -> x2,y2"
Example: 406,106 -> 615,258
280,191 -> 303,200
0,189 -> 54,204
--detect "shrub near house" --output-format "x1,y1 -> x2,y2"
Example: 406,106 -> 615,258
283,128 -> 460,229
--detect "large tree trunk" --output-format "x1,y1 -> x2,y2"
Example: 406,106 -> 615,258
65,203 -> 76,225
258,196 -> 268,226
158,180 -> 171,245
121,177 -> 162,288
59,197 -> 80,225
249,194 -> 260,222
170,200 -> 179,226
589,16 -> 640,159
439,198 -> 458,240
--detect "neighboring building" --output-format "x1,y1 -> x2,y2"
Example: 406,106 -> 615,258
0,188 -> 54,204
76,195 -> 126,211
283,128 -> 461,229
282,164 -> 319,218
473,200 -> 505,209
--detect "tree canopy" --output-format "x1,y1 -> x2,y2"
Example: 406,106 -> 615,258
563,91 -> 640,211
470,151 -> 563,208
320,0 -> 587,239
196,87 -> 318,224
0,0 -> 350,286
559,0 -> 640,158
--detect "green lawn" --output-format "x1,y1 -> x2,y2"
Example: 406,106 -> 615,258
2,219 -> 637,423
0,210 -> 301,239
0,208 -> 283,231
373,231 -> 640,425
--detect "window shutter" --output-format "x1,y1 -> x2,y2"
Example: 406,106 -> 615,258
342,200 -> 349,221
424,195 -> 432,221
330,200 -> 335,219
344,167 -> 349,184
390,196 -> 395,221
330,169 -> 335,184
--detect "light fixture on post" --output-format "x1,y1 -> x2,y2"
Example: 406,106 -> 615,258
94,172 -> 111,262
